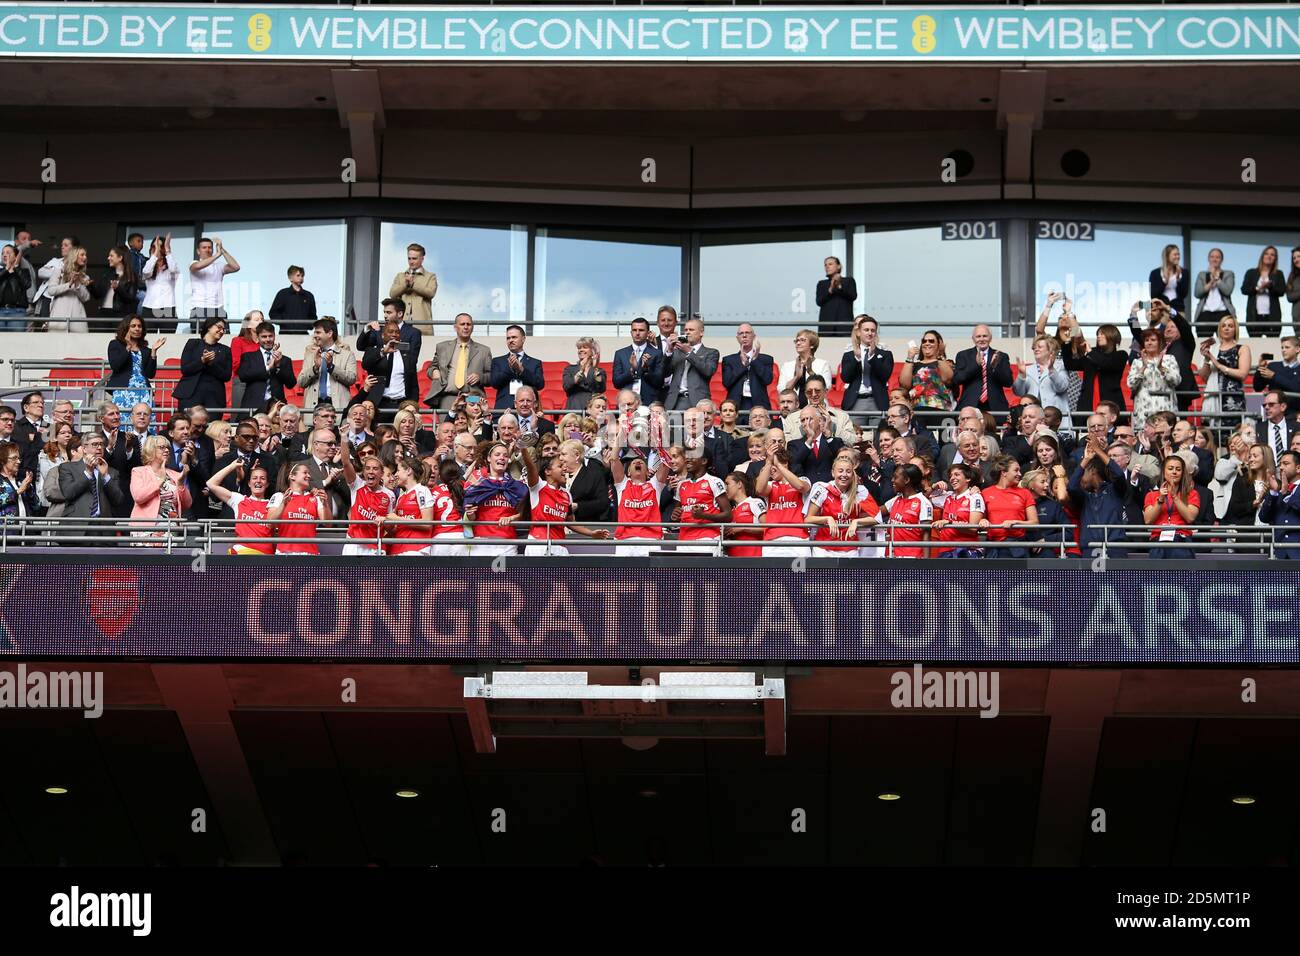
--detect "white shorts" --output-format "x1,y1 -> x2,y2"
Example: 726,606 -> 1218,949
675,543 -> 718,555
468,541 -> 517,557
812,546 -> 862,559
429,536 -> 469,557
614,538 -> 659,558
524,543 -> 569,556
764,539 -> 809,559
392,546 -> 432,557
342,543 -> 383,557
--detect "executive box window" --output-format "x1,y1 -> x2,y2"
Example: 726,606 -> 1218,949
200,219 -> 347,330
1035,222 -> 1181,332
379,221 -> 525,336
533,228 -> 681,339
699,229 -> 846,339
854,224 -> 1001,345
1189,229 -> 1300,338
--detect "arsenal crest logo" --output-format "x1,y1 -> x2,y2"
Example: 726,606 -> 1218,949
85,568 -> 139,639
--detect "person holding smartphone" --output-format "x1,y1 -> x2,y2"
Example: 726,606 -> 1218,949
361,318 -> 420,419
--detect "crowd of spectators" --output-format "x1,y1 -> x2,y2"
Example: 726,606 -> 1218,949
1,240 -> 1299,558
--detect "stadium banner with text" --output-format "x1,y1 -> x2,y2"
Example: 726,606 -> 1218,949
3,5 -> 1300,62
0,559 -> 1296,663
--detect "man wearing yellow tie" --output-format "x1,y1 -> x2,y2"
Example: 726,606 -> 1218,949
427,312 -> 492,410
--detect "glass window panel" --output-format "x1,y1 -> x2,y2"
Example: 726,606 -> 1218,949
201,218 -> 347,329
699,229 -> 845,340
533,229 -> 681,340
1035,223 -> 1181,333
379,221 -> 523,338
1190,229 -> 1300,340
854,225 -> 1001,345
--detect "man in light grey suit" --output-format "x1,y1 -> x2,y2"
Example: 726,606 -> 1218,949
666,317 -> 719,411
425,312 -> 493,410
57,433 -> 125,538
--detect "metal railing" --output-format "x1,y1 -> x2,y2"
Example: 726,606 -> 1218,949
0,515 -> 1288,559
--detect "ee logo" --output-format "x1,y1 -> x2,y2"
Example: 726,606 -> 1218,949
911,15 -> 937,54
247,13 -> 272,52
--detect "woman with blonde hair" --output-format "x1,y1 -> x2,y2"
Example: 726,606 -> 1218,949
130,434 -> 191,541
46,246 -> 91,333
563,336 -> 606,410
391,407 -> 421,456
1198,314 -> 1251,437
1013,334 -> 1072,417
206,421 -> 233,460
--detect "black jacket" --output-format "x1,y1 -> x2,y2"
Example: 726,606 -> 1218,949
569,458 -> 612,523
0,267 -> 29,309
952,347 -> 1014,412
237,349 -> 298,407
1064,345 -> 1128,412
362,346 -> 420,404
787,436 -> 844,485
268,286 -> 318,329
1149,268 -> 1190,317
840,347 -> 894,413
89,272 -> 141,320
101,429 -> 142,518
173,339 -> 232,412
106,341 -> 159,389
815,276 -> 857,333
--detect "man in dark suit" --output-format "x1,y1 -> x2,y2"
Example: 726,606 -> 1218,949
1000,403 -> 1045,470
613,317 -> 666,408
650,306 -> 680,399
815,256 -> 857,337
839,315 -> 894,417
362,320 -> 420,415
238,320 -> 298,409
721,323 -> 775,411
57,433 -> 125,535
666,317 -> 720,411
213,420 -> 281,518
161,413 -> 212,519
96,400 -> 142,518
683,406 -> 734,481
294,427 -> 351,519
12,391 -> 46,496
936,429 -> 992,485
357,297 -> 422,371
173,317 -> 232,415
884,403 -> 939,463
1253,337 -> 1300,418
511,386 -> 555,439
1260,450 -> 1300,559
489,324 -> 545,409
952,324 -> 1014,413
787,406 -> 844,485
1262,389 -> 1300,463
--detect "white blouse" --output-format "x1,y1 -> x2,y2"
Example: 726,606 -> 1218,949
141,254 -> 179,310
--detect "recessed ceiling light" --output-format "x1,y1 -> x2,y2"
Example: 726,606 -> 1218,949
1231,795 -> 1256,805
45,787 -> 68,795
877,792 -> 902,802
395,789 -> 420,799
